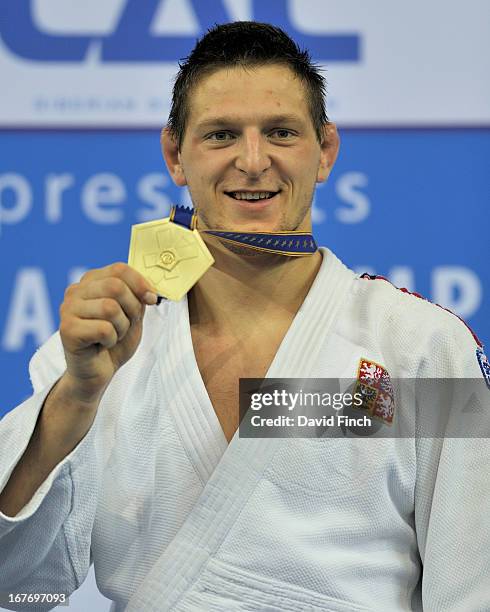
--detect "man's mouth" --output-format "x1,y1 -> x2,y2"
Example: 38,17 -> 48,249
225,191 -> 280,201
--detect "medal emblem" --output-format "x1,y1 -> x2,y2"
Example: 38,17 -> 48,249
128,217 -> 214,301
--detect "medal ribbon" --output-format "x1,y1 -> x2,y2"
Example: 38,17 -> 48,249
170,205 -> 317,256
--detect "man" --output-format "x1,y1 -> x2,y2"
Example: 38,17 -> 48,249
0,21 -> 489,612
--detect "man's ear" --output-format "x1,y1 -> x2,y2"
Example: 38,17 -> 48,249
316,123 -> 340,184
161,127 -> 187,186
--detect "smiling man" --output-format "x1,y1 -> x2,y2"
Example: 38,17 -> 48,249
161,46 -> 338,441
165,63 -> 334,233
1,21 -> 489,612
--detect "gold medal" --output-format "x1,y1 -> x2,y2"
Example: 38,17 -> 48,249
128,204 -> 317,301
128,216 -> 214,301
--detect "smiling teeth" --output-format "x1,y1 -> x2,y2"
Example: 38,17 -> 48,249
232,192 -> 272,200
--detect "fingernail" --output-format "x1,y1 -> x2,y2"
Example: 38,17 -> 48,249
143,291 -> 157,305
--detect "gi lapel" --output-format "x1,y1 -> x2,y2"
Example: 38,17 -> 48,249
159,294 -> 228,485
126,248 -> 355,612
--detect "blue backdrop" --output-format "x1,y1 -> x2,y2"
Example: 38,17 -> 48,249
1,128 -> 488,415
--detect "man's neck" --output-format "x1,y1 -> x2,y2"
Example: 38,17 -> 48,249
188,238 -> 323,335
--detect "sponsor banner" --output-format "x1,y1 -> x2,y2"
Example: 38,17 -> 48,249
0,129 -> 488,415
0,0 -> 489,126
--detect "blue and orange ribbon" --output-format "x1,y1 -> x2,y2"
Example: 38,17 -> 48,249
170,205 -> 317,257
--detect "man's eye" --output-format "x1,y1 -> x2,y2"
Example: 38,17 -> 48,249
270,129 -> 295,139
207,132 -> 233,141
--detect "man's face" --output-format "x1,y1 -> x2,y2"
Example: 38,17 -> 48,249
164,64 -> 338,234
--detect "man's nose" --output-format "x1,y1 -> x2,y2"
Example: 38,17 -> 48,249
234,131 -> 271,177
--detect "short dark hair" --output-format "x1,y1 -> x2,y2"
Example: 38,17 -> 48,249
167,21 -> 328,148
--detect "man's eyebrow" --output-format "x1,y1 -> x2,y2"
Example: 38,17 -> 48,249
194,114 -> 304,130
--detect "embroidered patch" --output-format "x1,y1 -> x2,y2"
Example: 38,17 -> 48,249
476,348 -> 490,390
354,358 -> 395,424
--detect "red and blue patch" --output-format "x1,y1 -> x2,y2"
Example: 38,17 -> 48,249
354,358 -> 395,425
476,348 -> 490,390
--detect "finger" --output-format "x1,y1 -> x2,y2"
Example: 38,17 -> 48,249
74,278 -> 146,322
79,262 -> 158,304
60,318 -> 119,351
75,298 -> 131,341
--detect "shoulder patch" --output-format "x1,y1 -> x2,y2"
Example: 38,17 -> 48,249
360,273 -> 483,348
476,348 -> 490,390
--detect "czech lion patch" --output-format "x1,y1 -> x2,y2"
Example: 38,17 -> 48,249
354,358 -> 395,424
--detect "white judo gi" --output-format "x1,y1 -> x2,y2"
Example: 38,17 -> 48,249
1,248 -> 489,611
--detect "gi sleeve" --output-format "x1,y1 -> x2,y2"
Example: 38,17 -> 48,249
414,316 -> 490,611
0,333 -> 101,610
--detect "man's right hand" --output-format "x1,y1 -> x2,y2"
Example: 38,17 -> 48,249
58,262 -> 158,405
0,262 -> 159,517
